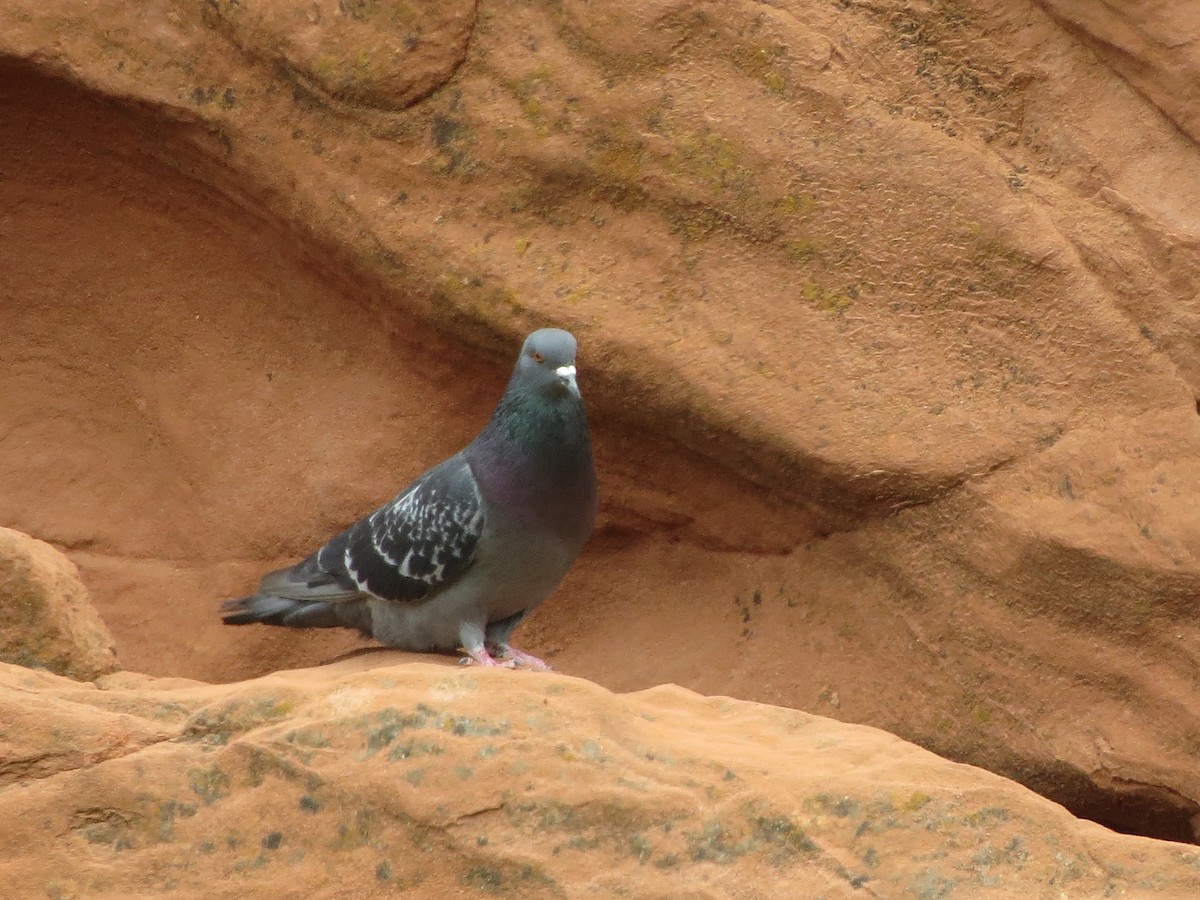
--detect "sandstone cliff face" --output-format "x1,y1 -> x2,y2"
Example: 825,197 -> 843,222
4,657 -> 1200,899
2,0 -> 1200,846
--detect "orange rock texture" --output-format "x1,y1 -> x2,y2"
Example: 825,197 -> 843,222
4,657 -> 1200,898
0,528 -> 118,681
3,0 -> 1200,848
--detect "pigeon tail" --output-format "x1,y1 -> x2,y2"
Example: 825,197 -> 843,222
221,593 -> 373,635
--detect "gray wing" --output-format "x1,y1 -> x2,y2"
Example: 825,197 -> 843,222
261,454 -> 486,606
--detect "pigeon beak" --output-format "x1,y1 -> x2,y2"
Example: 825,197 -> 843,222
555,364 -> 580,397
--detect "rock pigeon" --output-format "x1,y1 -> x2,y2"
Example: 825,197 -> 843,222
221,328 -> 597,669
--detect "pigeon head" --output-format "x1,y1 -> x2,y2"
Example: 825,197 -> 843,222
514,328 -> 581,399
477,327 -> 590,459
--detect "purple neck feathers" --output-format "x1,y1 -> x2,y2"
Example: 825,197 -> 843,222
465,384 -> 597,538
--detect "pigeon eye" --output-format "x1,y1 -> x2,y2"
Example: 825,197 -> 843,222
533,351 -> 545,363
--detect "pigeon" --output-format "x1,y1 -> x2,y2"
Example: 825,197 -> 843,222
221,328 -> 597,669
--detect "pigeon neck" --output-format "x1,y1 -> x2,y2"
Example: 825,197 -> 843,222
467,382 -> 595,522
478,382 -> 590,464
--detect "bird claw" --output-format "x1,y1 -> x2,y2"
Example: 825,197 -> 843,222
458,645 -> 551,670
492,647 -> 553,671
459,650 -> 516,668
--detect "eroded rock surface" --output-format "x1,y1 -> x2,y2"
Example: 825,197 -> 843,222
0,528 -> 118,681
202,0 -> 478,110
3,659 -> 1199,898
2,0 -> 1200,846
1033,0 -> 1200,147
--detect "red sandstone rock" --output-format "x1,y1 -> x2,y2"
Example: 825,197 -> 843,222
3,657 -> 1200,898
1,0 -> 1200,845
0,528 -> 118,681
201,0 -> 477,110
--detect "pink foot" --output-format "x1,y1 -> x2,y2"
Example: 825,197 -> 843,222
459,646 -> 515,668
492,646 -> 552,671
